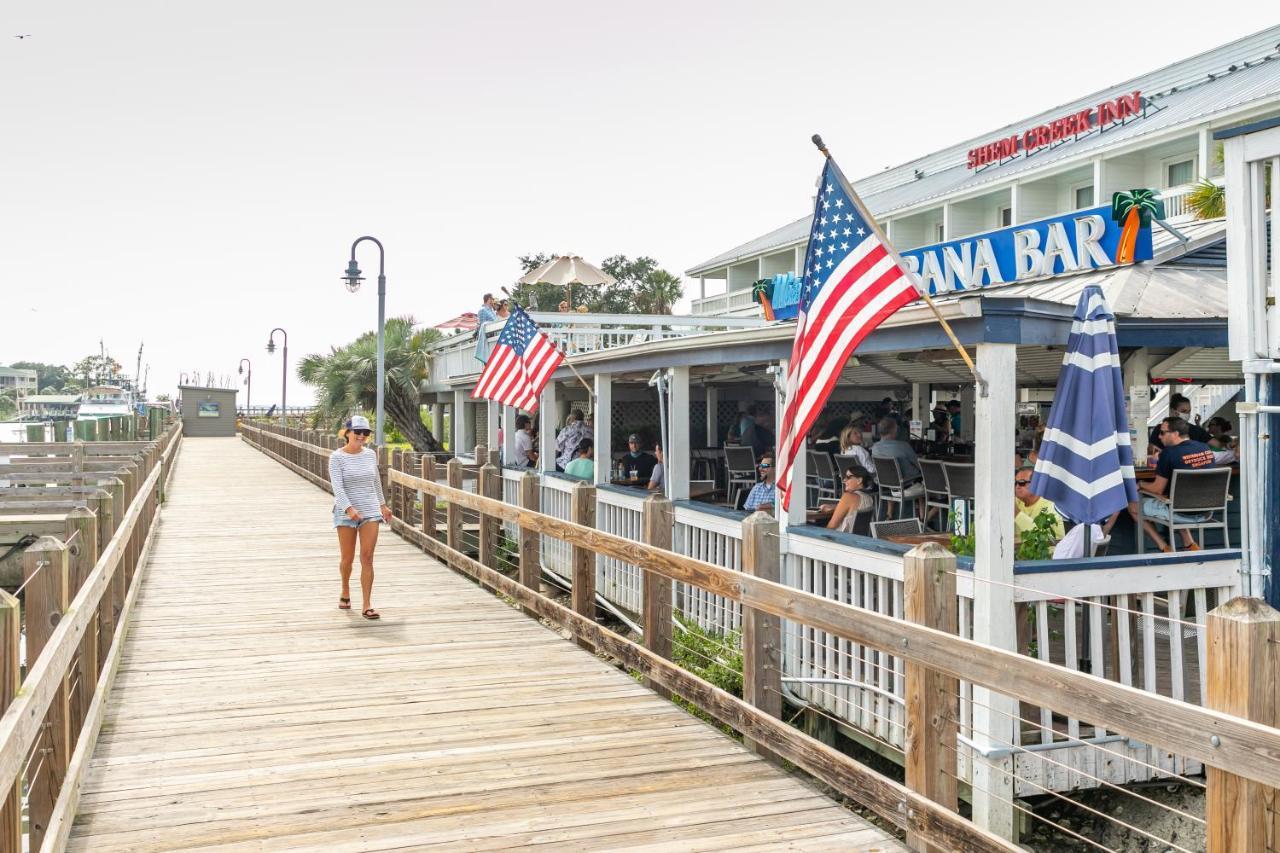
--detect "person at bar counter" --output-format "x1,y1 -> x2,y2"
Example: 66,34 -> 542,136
1147,393 -> 1211,451
620,433 -> 657,484
947,399 -> 962,436
563,438 -> 594,480
1135,416 -> 1217,552
513,414 -> 537,467
555,409 -> 589,471
647,443 -> 666,491
741,407 -> 775,459
871,417 -> 924,498
819,465 -> 874,532
1014,466 -> 1064,540
743,452 -> 776,513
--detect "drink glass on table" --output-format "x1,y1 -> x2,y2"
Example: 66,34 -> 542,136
629,468 -> 638,481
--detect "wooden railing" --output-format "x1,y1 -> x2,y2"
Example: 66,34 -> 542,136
242,421 -> 1280,850
0,421 -> 182,853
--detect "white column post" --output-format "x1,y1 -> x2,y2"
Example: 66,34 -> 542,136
539,382 -> 558,473
777,359 -> 806,529
1197,126 -> 1212,180
432,400 -> 445,446
502,405 -> 517,466
911,383 -> 928,438
669,366 -> 691,501
705,385 -> 720,448
971,343 -> 1018,841
699,276 -> 706,301
793,245 -> 805,275
452,390 -> 469,458
1123,348 -> 1151,456
485,400 -> 499,452
1009,182 -> 1021,224
941,203 -> 951,242
1093,158 -> 1105,202
593,373 -> 613,486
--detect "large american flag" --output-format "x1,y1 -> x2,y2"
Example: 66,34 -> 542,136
776,158 -> 920,509
472,305 -> 563,411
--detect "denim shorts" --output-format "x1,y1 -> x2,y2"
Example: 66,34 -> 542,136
333,509 -> 383,529
1140,496 -> 1210,524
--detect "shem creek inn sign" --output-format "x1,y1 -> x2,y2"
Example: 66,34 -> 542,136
968,91 -> 1144,169
758,193 -> 1157,318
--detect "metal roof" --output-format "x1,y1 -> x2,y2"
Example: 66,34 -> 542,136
688,25 -> 1280,275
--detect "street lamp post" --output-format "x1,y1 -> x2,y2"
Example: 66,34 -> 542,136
238,358 -> 252,417
267,328 -> 288,427
342,236 -> 387,446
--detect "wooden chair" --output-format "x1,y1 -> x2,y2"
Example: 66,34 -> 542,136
806,450 -> 840,507
919,459 -> 951,531
1139,467 -> 1232,553
872,456 -> 921,520
942,462 -> 976,520
724,446 -> 757,509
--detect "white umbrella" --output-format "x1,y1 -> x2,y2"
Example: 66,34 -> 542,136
517,255 -> 616,307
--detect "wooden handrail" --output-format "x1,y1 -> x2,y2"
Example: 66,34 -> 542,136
0,423 -> 180,803
389,466 -> 1280,790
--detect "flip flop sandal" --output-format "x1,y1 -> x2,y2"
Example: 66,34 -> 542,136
362,608 -> 381,620
338,597 -> 351,610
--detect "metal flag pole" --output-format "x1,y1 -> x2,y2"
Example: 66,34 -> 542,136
811,134 -> 987,396
559,349 -> 596,400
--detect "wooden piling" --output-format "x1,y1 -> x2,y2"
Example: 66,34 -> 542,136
1206,596 -> 1280,852
570,481 -> 596,649
445,459 -> 463,552
420,456 -> 437,540
518,472 -> 541,614
64,507 -> 100,726
741,510 -> 782,758
641,493 -> 674,696
903,543 -> 960,853
478,460 -> 500,570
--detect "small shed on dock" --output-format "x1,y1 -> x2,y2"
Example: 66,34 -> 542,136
178,385 -> 238,437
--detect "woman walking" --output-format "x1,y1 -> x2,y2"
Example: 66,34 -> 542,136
329,415 -> 392,620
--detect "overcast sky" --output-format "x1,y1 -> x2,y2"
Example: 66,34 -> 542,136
2,2 -> 1274,406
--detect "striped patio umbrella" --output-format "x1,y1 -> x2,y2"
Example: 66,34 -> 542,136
1029,285 -> 1139,524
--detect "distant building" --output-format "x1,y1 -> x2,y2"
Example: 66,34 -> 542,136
19,394 -> 82,419
0,366 -> 38,396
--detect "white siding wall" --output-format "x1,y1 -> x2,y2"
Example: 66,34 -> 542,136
761,250 -> 796,278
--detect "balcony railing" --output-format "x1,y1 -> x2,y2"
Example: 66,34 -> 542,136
425,312 -> 768,387
690,288 -> 762,317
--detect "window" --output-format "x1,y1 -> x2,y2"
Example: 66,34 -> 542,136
998,206 -> 1012,227
936,223 -> 946,242
1074,185 -> 1094,209
1166,159 -> 1194,187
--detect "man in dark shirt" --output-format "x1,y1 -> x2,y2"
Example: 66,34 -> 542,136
620,433 -> 658,484
1147,393 -> 1211,449
1136,416 -> 1217,551
741,409 -> 775,460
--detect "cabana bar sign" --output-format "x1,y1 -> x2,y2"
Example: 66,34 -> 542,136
897,204 -> 1153,296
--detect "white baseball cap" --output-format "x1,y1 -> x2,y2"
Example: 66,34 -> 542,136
347,415 -> 372,431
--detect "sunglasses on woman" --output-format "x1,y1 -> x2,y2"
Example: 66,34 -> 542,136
352,429 -> 372,437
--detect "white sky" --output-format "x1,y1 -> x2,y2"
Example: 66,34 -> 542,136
2,1 -> 1274,406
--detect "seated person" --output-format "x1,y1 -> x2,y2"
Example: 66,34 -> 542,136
1133,416 -> 1217,552
871,417 -> 924,499
743,453 -> 776,513
838,423 -> 874,472
1014,467 -> 1064,540
647,443 -> 666,491
1148,393 -> 1211,448
514,414 -> 537,467
563,438 -> 594,480
620,433 -> 658,483
1052,522 -> 1105,559
1208,434 -> 1237,465
811,418 -> 844,455
820,465 -> 875,533
555,409 -> 589,471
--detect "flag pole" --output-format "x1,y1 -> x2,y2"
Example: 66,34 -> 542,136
559,349 -> 596,400
811,134 -> 987,397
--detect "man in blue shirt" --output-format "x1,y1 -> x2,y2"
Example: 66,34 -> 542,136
743,453 -> 776,513
1137,416 -> 1217,551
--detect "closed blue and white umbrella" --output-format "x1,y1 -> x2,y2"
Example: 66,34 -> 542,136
1029,285 -> 1139,524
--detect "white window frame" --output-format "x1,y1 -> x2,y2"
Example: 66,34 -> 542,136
1161,155 -> 1197,189
997,206 -> 1012,227
935,222 -> 946,242
1070,181 -> 1095,210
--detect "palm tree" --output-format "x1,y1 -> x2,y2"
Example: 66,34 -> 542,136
297,316 -> 445,451
1110,189 -> 1164,264
751,278 -> 775,321
633,270 -> 684,314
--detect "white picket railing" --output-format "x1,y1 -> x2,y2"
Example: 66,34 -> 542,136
671,503 -> 744,634
595,487 -> 647,616
539,475 -> 576,581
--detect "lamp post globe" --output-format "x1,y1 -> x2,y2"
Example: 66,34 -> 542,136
344,237 -> 386,446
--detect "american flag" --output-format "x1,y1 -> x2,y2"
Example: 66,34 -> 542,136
776,158 -> 920,509
472,305 -> 564,411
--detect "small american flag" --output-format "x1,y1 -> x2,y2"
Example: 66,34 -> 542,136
472,305 -> 564,411
776,157 -> 919,509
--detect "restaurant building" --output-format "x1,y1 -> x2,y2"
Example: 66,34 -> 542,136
418,26 -> 1279,837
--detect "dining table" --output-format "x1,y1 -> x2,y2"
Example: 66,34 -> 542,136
882,532 -> 955,548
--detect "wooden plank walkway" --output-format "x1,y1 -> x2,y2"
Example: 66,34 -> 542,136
66,437 -> 903,851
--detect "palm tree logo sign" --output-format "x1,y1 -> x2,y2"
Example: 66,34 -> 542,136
1111,189 -> 1164,265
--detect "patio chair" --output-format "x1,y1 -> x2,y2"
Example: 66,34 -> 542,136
919,459 -> 951,531
806,450 -> 840,506
871,518 -> 924,539
1140,467 -> 1232,553
724,446 -> 757,509
873,456 -> 922,520
942,462 -> 976,521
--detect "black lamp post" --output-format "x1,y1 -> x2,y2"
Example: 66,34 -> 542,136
342,237 -> 386,445
238,358 -> 252,417
267,328 -> 287,427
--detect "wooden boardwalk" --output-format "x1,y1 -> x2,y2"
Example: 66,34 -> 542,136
66,438 -> 903,851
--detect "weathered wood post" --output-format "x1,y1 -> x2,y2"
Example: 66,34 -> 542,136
741,509 -> 782,758
377,445 -> 389,510
70,441 -> 85,494
518,472 -> 541,615
421,456 -> 437,540
0,590 -> 20,853
22,536 -> 70,852
64,506 -> 100,725
445,459 -> 463,552
389,449 -> 403,517
570,481 -> 597,649
1206,596 -> 1280,851
903,543 -> 960,853
641,493 -> 674,695
478,458 -> 501,569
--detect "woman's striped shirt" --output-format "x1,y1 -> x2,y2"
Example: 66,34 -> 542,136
329,448 -> 386,519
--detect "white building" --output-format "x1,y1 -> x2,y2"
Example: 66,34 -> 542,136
0,366 -> 38,397
687,25 -> 1280,316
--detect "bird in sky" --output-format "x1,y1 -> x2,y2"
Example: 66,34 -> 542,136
14,34 -> 32,39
